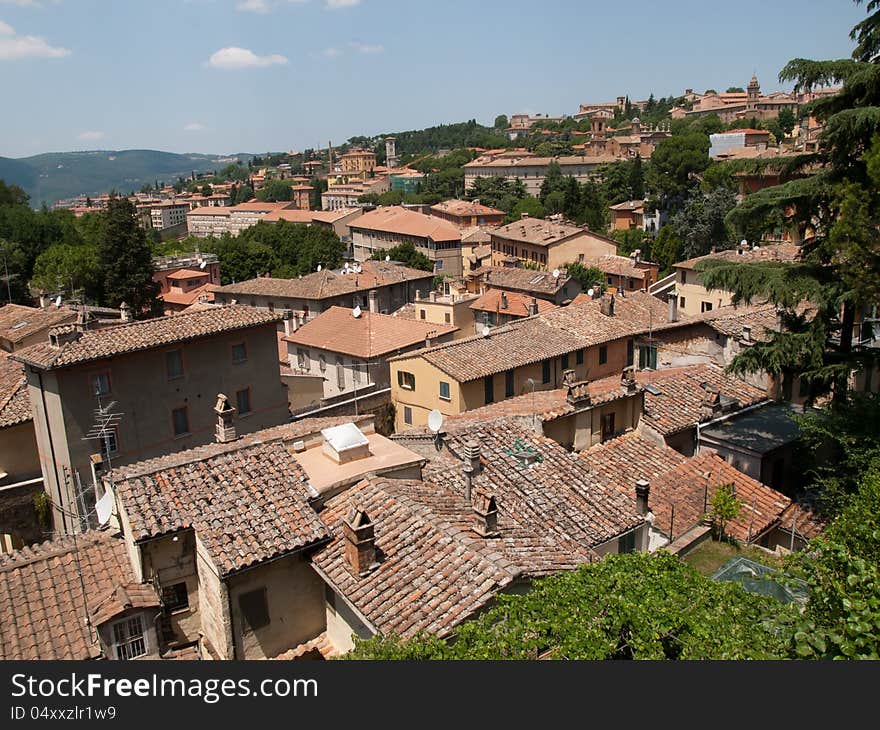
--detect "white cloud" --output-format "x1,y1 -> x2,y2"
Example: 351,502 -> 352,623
184,122 -> 205,132
325,0 -> 359,9
78,130 -> 104,141
349,41 -> 382,54
322,46 -> 340,58
207,46 -> 288,69
0,21 -> 70,60
236,0 -> 269,12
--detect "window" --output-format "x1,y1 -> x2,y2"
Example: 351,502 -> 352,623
113,615 -> 146,660
296,348 -> 309,371
99,427 -> 119,457
353,361 -> 363,385
606,276 -> 613,285
618,530 -> 636,554
236,388 -> 251,415
444,312 -> 451,324
505,369 -> 514,398
701,301 -> 713,313
542,359 -> 551,384
397,371 -> 415,390
435,259 -> 443,270
484,375 -> 494,404
639,345 -> 658,370
419,309 -> 426,320
238,588 -> 270,631
91,372 -> 111,397
166,349 -> 184,380
578,253 -> 585,263
680,271 -> 687,285
439,381 -> 451,401
172,406 -> 190,437
336,358 -> 346,390
318,354 -> 327,373
627,339 -> 634,367
162,582 -> 189,612
601,412 -> 616,442
599,346 -> 608,365
231,342 -> 247,363
403,406 -> 412,425
679,296 -> 686,309
561,353 -> 570,370
267,301 -> 275,312
576,349 -> 584,366
628,279 -> 635,289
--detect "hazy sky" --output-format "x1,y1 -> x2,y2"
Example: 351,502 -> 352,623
0,0 -> 867,158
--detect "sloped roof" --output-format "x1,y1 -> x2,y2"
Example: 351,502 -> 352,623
675,243 -> 800,270
469,266 -> 572,296
469,289 -> 557,317
0,304 -> 77,345
0,351 -> 30,428
349,206 -> 462,242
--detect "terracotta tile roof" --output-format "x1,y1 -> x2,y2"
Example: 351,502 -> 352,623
589,254 -> 653,279
608,199 -> 645,212
469,266 -> 572,296
0,530 -> 157,659
166,269 -> 212,281
262,209 -> 315,224
284,306 -> 456,358
186,206 -> 232,217
469,289 -> 557,317
490,217 -> 587,247
775,502 -> 830,541
272,631 -> 339,660
11,305 -> 281,371
637,364 -> 768,436
399,291 -> 670,383
0,304 -> 77,345
159,283 -> 218,307
428,199 -> 505,218
460,227 -> 492,245
312,475 -> 596,639
419,418 -> 643,548
88,582 -> 161,628
309,208 -> 362,223
349,206 -> 462,242
115,434 -> 331,576
463,154 -> 618,168
580,432 -> 791,543
676,243 -> 800,270
213,261 -> 433,301
0,351 -> 31,428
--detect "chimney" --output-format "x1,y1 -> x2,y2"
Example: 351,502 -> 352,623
49,326 -> 82,348
565,380 -> 592,405
667,290 -> 678,323
342,506 -> 377,577
701,387 -> 722,418
472,490 -> 500,538
600,294 -> 615,317
635,479 -> 650,516
368,289 -> 378,313
282,309 -> 294,336
521,212 -> 530,220
462,439 -> 482,503
622,366 -> 637,393
214,393 -> 237,443
119,302 -> 131,322
430,291 -> 438,303
500,292 -> 508,310
528,297 -> 538,316
741,324 -> 752,342
562,369 -> 577,386
415,289 -> 422,301
38,291 -> 47,309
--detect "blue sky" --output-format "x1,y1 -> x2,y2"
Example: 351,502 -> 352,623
0,0 -> 867,158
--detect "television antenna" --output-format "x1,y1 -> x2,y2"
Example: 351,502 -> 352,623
55,295 -> 63,307
317,264 -> 322,272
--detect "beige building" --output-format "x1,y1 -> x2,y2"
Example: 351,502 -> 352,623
428,199 -> 505,228
465,265 -> 582,305
673,243 -> 800,317
0,304 -> 78,353
350,206 -> 464,277
12,306 -> 290,535
339,148 -> 377,176
213,261 -> 435,322
490,215 -> 617,270
590,253 -> 660,294
284,306 -> 457,400
186,201 -> 298,237
464,152 -> 617,196
389,291 -> 673,431
404,289 -> 479,341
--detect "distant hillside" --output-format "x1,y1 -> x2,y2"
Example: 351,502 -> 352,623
0,149 -> 254,207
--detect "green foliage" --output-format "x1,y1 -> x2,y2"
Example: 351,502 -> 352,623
466,176 -> 527,213
32,491 -> 51,530
256,179 -> 293,202
30,242 -> 101,302
345,551 -> 790,659
369,241 -> 433,272
611,228 -> 650,258
564,262 -> 605,293
708,484 -> 743,540
504,196 -> 545,224
726,86 -> 745,93
231,184 -> 255,205
493,114 -> 509,130
671,187 -> 736,259
350,119 -> 506,157
651,224 -> 683,275
97,198 -> 161,317
646,130 -> 711,204
0,180 -> 29,207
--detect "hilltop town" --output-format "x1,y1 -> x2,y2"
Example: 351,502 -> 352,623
0,8 -> 879,663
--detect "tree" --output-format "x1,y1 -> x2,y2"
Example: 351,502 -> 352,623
29,242 -> 101,302
565,262 -> 605,293
200,183 -> 213,196
504,196 -> 544,224
232,184 -> 255,205
671,187 -> 737,259
0,181 -> 29,207
647,130 -> 711,204
650,224 -> 683,275
345,551 -> 790,659
726,86 -> 745,93
466,177 -> 527,213
708,484 -> 743,540
628,155 -> 645,200
493,114 -> 509,130
96,198 -> 160,316
369,242 -> 432,272
256,179 -> 292,202
777,108 -> 797,137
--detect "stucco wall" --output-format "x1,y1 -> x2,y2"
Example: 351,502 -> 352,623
140,531 -> 202,645
324,586 -> 374,655
0,420 -> 41,483
196,536 -> 233,659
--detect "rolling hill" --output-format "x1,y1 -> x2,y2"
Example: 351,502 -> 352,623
0,149 -> 254,207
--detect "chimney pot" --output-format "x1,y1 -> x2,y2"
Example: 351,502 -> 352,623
600,294 -> 615,316
635,479 -> 650,516
472,489 -> 500,538
462,439 -> 482,503
214,393 -> 237,443
500,292 -> 508,310
342,506 -> 378,576
667,289 -> 678,323
528,297 -> 538,316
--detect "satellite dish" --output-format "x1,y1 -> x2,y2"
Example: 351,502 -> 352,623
317,264 -> 322,272
95,490 -> 113,526
355,264 -> 362,273
199,260 -> 206,269
481,326 -> 490,337
54,295 -> 62,307
552,268 -> 560,279
427,409 -> 444,433
587,288 -> 594,297
385,255 -> 391,262
740,239 -> 748,247
352,305 -> 362,318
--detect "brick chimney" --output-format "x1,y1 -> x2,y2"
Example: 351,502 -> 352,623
38,291 -> 47,309
282,309 -> 294,336
666,290 -> 678,323
600,294 -> 615,317
472,489 -> 500,538
521,212 -> 530,220
565,380 -> 592,405
621,366 -> 637,394
462,439 -> 482,503
214,393 -> 237,443
701,387 -> 722,418
342,506 -> 377,577
528,297 -> 538,316
635,479 -> 650,516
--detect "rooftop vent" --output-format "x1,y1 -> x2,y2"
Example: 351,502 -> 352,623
472,490 -> 500,538
321,422 -> 370,464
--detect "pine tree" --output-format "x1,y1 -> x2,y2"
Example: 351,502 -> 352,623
97,197 -> 161,317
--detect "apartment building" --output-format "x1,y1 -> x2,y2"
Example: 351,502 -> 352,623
590,253 -> 660,293
428,199 -> 505,228
186,201 -> 298,237
465,265 -> 582,305
464,152 -> 617,196
11,305 -> 289,535
489,215 -> 617,271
